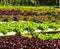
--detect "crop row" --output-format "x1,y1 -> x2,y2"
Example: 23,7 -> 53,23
0,6 -> 58,10
0,15 -> 60,22
0,21 -> 60,40
22,32 -> 60,40
0,7 -> 59,16
0,35 -> 60,49
0,21 -> 60,34
0,7 -> 59,22
1,31 -> 60,40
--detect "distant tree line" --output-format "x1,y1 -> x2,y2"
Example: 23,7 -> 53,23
0,0 -> 60,6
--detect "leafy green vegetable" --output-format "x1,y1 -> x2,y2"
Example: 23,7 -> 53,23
0,21 -> 60,35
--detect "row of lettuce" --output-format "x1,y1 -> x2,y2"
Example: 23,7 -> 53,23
24,32 -> 60,40
0,15 -> 60,22
0,21 -> 60,40
0,21 -> 60,34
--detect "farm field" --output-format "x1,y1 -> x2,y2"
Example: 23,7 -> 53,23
0,5 -> 60,49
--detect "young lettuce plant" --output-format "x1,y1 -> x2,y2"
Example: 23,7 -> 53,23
49,22 -> 57,30
38,23 -> 48,32
2,29 -> 9,34
38,33 -> 46,40
28,23 -> 38,34
0,25 -> 9,34
56,25 -> 60,29
23,34 -> 32,39
15,27 -> 24,35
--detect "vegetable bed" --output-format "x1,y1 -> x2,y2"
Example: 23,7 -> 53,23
0,35 -> 60,49
0,6 -> 59,22
0,6 -> 60,22
0,15 -> 60,22
0,21 -> 60,40
0,21 -> 60,34
0,8 -> 59,15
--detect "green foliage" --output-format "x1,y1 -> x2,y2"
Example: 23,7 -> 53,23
38,32 -> 60,40
0,21 -> 60,34
0,21 -> 60,40
23,34 -> 32,38
0,6 -> 60,22
0,0 -> 60,6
